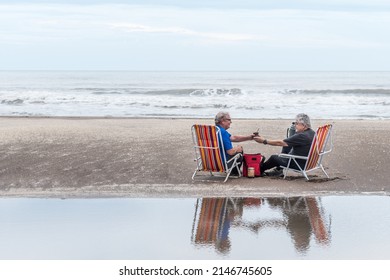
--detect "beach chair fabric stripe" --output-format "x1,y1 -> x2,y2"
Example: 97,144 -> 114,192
306,124 -> 331,171
193,124 -> 224,172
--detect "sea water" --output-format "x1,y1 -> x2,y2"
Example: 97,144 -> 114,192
0,196 -> 389,260
1,71 -> 390,119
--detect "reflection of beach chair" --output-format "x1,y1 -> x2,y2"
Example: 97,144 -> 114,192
191,198 -> 229,245
191,124 -> 241,182
279,124 -> 333,180
305,197 -> 331,245
190,196 -> 332,254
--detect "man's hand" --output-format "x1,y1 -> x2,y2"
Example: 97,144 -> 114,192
253,136 -> 265,143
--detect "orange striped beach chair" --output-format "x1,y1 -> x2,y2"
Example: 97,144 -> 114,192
191,124 -> 241,182
278,124 -> 333,180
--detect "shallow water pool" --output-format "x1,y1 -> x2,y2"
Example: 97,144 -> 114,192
0,196 -> 389,259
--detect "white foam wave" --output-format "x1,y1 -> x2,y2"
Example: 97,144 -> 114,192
1,71 -> 390,119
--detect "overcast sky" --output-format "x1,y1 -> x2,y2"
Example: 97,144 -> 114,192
1,0 -> 390,71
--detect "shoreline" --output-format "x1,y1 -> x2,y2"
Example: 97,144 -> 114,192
1,185 -> 388,199
1,117 -> 389,198
1,115 -> 389,120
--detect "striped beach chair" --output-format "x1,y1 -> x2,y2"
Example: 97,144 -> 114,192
191,124 -> 241,182
279,124 -> 333,180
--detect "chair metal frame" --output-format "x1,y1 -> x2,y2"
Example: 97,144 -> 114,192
278,124 -> 333,180
191,124 -> 241,183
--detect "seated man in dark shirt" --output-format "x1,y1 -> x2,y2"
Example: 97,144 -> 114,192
254,113 -> 315,177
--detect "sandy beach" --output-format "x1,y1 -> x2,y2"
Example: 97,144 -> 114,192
0,117 -> 389,198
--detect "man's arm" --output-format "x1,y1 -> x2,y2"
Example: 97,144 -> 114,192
230,134 -> 254,142
226,145 -> 243,156
253,136 -> 288,147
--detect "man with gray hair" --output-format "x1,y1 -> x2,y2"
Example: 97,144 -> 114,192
215,111 -> 255,175
253,113 -> 314,177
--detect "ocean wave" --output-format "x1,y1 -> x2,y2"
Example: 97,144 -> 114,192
91,90 -> 125,95
87,88 -> 198,96
136,88 -> 244,96
87,88 -> 245,96
30,101 -> 46,104
189,88 -> 243,96
2,71 -> 390,119
1,98 -> 24,105
153,104 -> 265,111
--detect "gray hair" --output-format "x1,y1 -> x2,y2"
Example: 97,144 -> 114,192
295,113 -> 311,128
215,111 -> 230,125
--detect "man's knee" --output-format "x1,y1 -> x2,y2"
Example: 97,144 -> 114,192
269,155 -> 280,162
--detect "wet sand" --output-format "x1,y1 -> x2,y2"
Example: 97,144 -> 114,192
0,117 -> 389,198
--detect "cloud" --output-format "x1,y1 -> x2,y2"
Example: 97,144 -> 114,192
1,3 -> 390,70
1,3 -> 390,48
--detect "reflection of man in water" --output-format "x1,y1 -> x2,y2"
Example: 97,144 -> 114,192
267,197 -> 312,253
215,203 -> 233,254
193,197 -> 329,255
215,199 -> 247,254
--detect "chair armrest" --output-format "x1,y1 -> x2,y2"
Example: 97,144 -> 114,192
278,153 -> 308,160
226,153 -> 241,163
320,150 -> 332,155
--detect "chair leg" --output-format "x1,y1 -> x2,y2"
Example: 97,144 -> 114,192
282,158 -> 292,179
320,164 -> 330,178
302,171 -> 310,181
237,166 -> 242,177
225,160 -> 235,182
283,168 -> 288,179
192,169 -> 198,180
228,198 -> 238,211
293,159 -> 308,180
224,155 -> 241,182
284,158 -> 309,180
224,169 -> 232,182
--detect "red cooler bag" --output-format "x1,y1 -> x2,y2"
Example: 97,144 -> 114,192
243,153 -> 262,177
